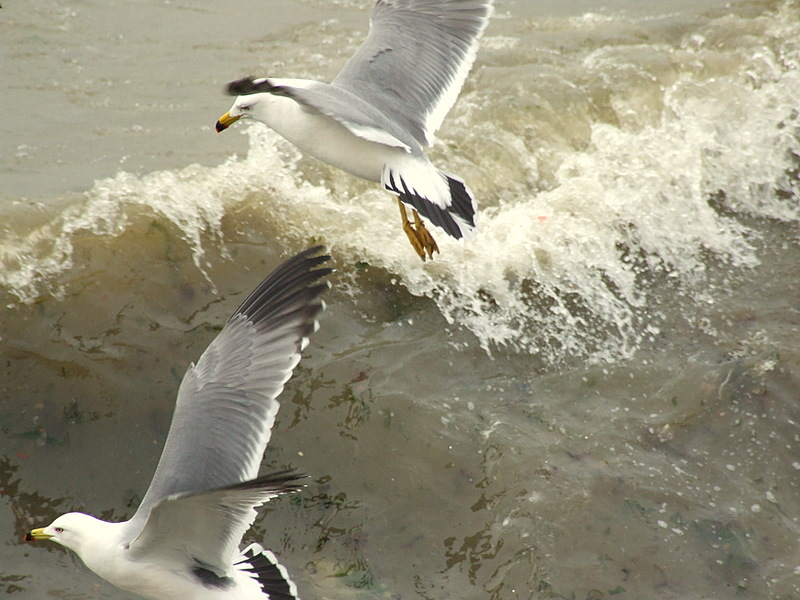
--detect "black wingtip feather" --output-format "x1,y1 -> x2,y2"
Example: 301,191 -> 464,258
226,76 -> 276,96
232,247 -> 332,327
223,470 -> 308,496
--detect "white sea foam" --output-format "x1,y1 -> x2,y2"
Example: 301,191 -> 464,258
2,3 -> 798,362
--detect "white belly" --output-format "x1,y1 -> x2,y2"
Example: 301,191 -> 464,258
108,564 -> 265,600
258,96 -> 406,183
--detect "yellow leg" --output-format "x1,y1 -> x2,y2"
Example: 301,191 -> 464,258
412,209 -> 439,259
399,199 -> 426,260
398,199 -> 438,260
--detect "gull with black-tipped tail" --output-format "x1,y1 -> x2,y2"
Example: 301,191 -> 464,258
216,0 -> 494,261
26,247 -> 332,600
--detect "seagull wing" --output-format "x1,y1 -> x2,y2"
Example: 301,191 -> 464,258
332,0 -> 494,146
128,471 -> 305,577
125,247 -> 331,541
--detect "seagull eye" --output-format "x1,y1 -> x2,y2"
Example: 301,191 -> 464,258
54,527 -> 64,533
240,105 -> 251,111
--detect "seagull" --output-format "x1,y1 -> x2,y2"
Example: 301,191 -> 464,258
216,0 -> 494,261
26,247 -> 333,600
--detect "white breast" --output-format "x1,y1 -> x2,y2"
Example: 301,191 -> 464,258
255,95 -> 407,183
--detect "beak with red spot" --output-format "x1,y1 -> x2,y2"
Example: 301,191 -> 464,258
25,527 -> 52,542
215,111 -> 241,133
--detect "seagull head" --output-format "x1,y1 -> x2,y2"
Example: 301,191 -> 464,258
216,77 -> 275,132
215,97 -> 255,132
25,512 -> 108,554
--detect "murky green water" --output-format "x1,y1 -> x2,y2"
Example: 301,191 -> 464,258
2,0 -> 799,598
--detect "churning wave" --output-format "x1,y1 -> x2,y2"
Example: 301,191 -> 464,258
2,2 -> 798,362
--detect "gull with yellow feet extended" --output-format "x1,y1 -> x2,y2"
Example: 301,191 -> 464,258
216,0 -> 494,260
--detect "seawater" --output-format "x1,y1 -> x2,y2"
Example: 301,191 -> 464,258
3,0 -> 799,360
1,1 -> 799,599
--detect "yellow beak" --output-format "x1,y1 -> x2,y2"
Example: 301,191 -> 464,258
25,527 -> 52,541
215,111 -> 241,133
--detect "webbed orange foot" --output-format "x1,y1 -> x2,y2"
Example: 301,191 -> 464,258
398,199 -> 439,261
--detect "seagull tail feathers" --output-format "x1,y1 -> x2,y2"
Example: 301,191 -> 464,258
383,165 -> 476,240
440,172 -> 477,238
235,542 -> 301,600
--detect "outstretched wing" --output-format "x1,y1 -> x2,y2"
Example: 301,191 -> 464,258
126,247 -> 331,539
332,0 -> 494,146
129,471 -> 306,578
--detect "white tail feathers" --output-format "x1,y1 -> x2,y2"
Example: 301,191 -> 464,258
235,543 -> 300,600
382,162 -> 476,239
